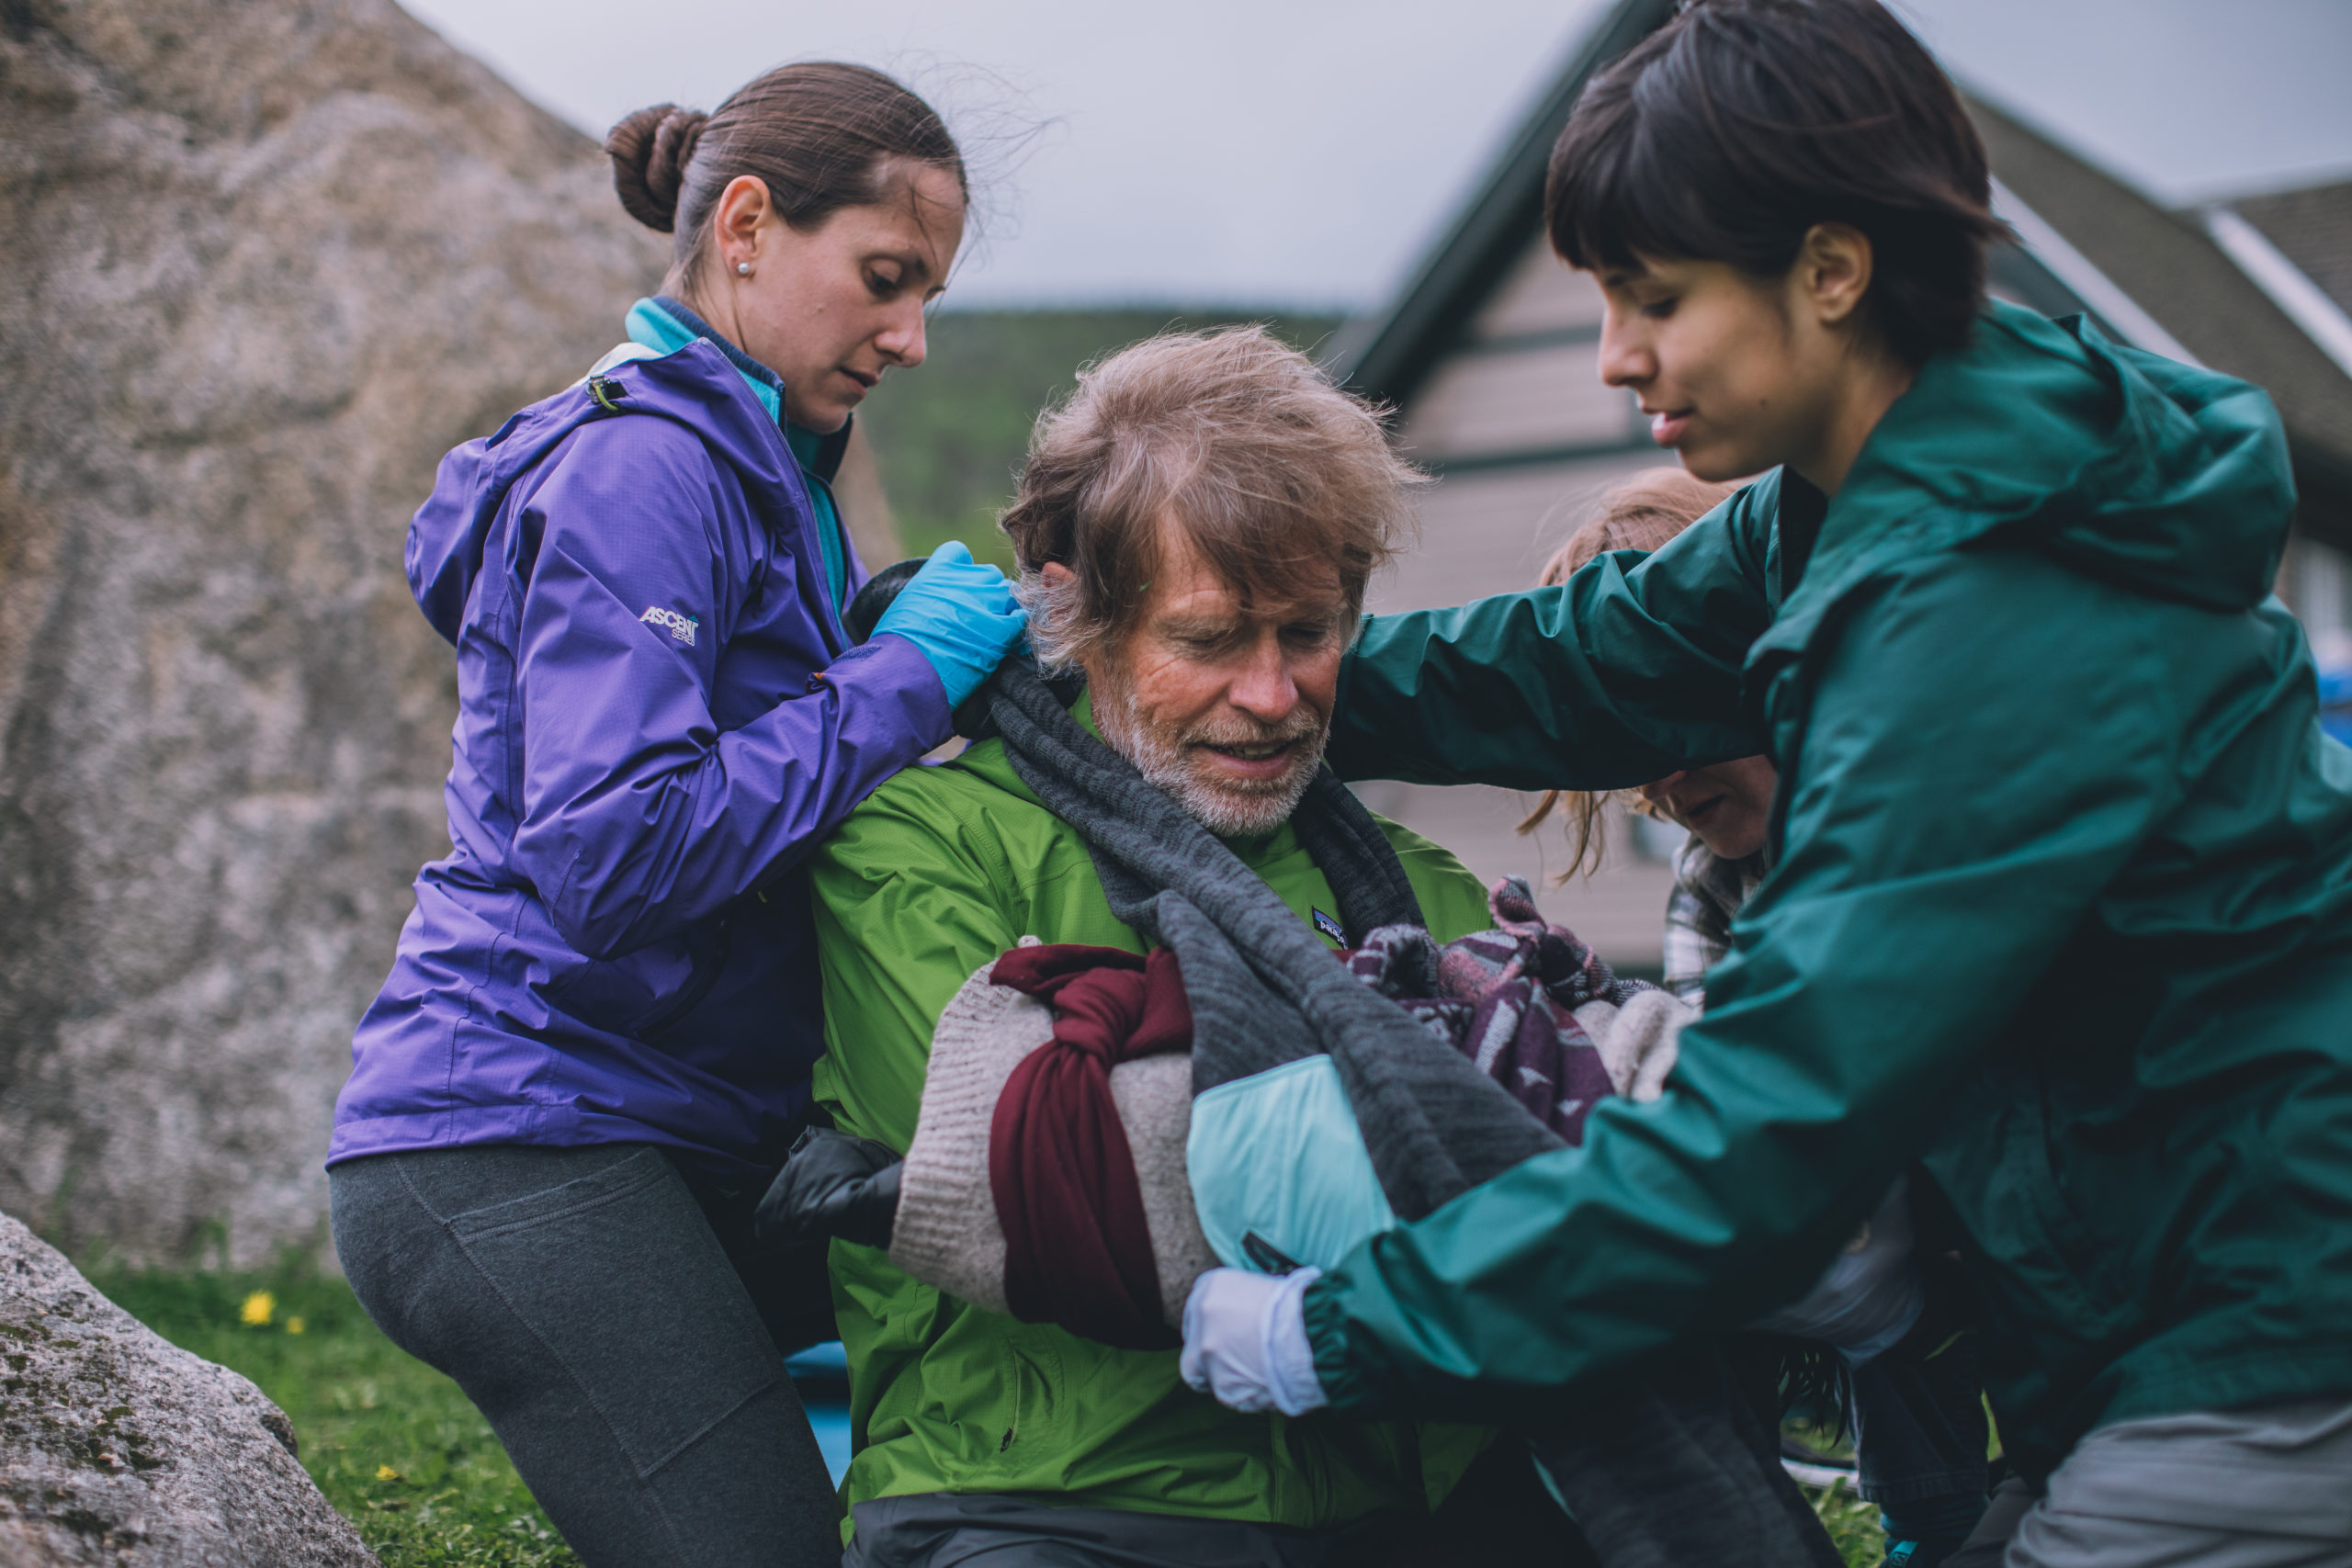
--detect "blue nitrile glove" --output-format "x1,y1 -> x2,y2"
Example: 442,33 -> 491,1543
868,541 -> 1027,707
1180,1267 -> 1329,1415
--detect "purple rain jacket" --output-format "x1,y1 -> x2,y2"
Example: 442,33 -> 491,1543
330,333 -> 951,1179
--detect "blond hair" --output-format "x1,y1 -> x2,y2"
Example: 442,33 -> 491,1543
1520,469 -> 1738,877
1000,326 -> 1421,671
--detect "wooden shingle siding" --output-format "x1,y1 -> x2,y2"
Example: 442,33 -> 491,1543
1472,237 -> 1611,341
1400,341 -> 1644,466
1372,451 -> 1672,616
1396,238 -> 1646,473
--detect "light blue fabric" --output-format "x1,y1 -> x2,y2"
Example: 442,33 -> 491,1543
1186,1055 -> 1396,1273
868,541 -> 1027,707
624,297 -> 849,616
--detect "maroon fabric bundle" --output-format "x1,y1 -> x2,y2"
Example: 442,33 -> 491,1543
988,943 -> 1193,1350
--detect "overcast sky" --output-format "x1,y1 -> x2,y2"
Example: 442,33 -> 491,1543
401,0 -> 2352,310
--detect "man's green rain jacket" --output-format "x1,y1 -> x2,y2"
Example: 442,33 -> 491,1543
807,694 -> 1497,1540
1306,299 -> 2352,1481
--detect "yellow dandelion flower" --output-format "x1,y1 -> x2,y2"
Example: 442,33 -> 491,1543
376,1464 -> 402,1483
239,1290 -> 275,1326
285,1316 -> 306,1335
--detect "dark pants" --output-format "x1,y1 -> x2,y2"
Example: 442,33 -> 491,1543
331,1143 -> 841,1568
841,1438 -> 1598,1568
1531,1343 -> 1845,1568
1852,1340 -> 1990,1508
840,1495 -> 1336,1568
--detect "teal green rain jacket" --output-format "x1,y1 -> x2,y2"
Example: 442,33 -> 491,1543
1307,300 -> 2352,1479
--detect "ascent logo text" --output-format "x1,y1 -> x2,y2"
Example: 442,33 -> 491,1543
639,606 -> 699,648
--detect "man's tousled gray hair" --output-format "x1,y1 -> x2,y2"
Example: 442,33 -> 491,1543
999,326 -> 1423,670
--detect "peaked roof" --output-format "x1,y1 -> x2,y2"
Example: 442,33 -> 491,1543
1334,0 -> 2352,546
1323,0 -> 1677,405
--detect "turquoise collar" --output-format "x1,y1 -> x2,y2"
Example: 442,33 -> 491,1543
625,296 -> 785,425
628,297 -> 849,485
622,295 -> 853,632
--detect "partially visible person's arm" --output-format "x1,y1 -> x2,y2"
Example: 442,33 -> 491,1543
1296,547 -> 2181,1424
1327,480 -> 1777,791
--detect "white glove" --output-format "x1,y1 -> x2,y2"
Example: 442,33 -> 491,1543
1179,1267 -> 1329,1415
1747,1177 -> 1924,1365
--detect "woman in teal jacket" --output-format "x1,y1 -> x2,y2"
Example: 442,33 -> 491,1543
1181,2 -> 2352,1559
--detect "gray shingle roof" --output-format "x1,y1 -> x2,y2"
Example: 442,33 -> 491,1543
1967,99 -> 2352,539
2231,180 -> 2352,320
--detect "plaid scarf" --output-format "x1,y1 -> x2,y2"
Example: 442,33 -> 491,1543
1662,841 -> 1769,1006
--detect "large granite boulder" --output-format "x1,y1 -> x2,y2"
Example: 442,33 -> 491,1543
0,1210 -> 379,1564
0,0 -> 671,1264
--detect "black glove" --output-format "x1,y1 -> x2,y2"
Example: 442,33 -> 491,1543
842,558 -> 926,645
757,1127 -> 904,1251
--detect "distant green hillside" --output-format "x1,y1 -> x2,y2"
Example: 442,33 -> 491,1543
854,309 -> 1349,571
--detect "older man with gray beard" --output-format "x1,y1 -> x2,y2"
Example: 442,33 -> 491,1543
797,328 -> 1543,1568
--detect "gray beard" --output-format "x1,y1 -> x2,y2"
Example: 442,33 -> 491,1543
1093,681 -> 1327,839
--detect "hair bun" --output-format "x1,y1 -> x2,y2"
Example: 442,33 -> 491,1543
605,104 -> 709,232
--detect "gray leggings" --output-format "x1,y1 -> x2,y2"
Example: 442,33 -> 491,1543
2004,1397 -> 2352,1568
330,1143 -> 841,1568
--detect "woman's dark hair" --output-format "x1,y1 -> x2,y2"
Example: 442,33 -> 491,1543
1546,0 -> 2008,365
605,62 -> 966,277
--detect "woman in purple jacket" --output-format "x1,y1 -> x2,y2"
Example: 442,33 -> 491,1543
328,63 -> 1023,1567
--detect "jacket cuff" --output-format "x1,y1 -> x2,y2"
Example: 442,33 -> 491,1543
814,631 -> 955,746
1301,1266 -> 1375,1413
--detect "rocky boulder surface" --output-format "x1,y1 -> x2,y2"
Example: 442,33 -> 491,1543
0,0 -> 891,1263
0,1210 -> 378,1564
0,0 -> 665,1266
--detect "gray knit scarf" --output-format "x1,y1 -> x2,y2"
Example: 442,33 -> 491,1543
980,661 -> 1560,1224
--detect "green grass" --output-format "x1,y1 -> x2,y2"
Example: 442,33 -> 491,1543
90,1260 -> 1882,1565
1788,1415 -> 1883,1565
1804,1477 -> 1884,1564
91,1260 -> 578,1567
854,308 -> 1349,570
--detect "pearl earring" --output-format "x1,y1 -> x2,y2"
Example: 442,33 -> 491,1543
736,261 -> 752,276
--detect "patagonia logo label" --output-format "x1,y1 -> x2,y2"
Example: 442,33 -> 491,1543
1241,1231 -> 1304,1276
639,607 -> 699,647
1312,908 -> 1346,946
